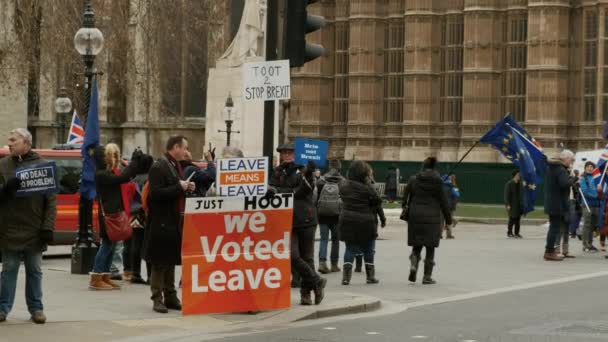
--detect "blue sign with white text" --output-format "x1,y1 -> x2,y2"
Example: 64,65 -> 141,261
15,161 -> 59,197
294,138 -> 328,168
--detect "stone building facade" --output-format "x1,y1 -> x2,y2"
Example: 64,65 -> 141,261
0,0 -> 240,158
289,0 -> 608,162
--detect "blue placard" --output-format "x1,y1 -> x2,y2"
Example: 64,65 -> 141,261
294,138 -> 328,168
15,161 -> 59,197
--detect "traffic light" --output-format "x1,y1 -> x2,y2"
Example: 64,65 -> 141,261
284,0 -> 326,68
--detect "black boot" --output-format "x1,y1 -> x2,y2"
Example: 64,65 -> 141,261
313,278 -> 327,305
342,263 -> 353,285
354,255 -> 363,272
408,254 -> 420,283
422,260 -> 436,285
300,288 -> 312,305
365,264 -> 379,284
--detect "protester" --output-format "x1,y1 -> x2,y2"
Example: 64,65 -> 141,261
504,170 -> 523,238
441,173 -> 460,239
89,143 -> 146,290
128,173 -> 150,284
143,135 -> 194,313
267,142 -> 326,305
404,157 -> 452,284
569,169 -> 583,239
544,150 -> 578,261
0,128 -> 56,324
314,169 -> 322,182
222,146 -> 244,158
181,150 -> 216,197
339,160 -> 383,285
580,161 -> 600,253
316,159 -> 344,274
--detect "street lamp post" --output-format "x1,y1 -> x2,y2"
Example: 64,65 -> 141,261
218,93 -> 240,147
71,0 -> 104,274
54,87 -> 72,144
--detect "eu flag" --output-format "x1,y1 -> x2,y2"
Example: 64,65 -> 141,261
80,79 -> 100,200
480,115 -> 547,214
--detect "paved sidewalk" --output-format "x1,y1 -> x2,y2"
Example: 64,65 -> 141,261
2,221 -> 607,342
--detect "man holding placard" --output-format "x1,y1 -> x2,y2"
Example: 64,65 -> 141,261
266,142 -> 327,306
0,128 -> 57,324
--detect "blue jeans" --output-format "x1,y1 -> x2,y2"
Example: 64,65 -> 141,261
318,224 -> 339,262
0,250 -> 43,314
93,237 -> 116,273
344,240 -> 375,264
110,241 -> 124,275
546,215 -> 564,253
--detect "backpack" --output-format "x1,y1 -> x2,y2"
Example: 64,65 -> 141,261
317,179 -> 341,216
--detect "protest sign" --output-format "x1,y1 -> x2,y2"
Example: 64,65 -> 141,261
294,138 -> 328,168
15,161 -> 58,197
216,157 -> 268,197
181,194 -> 293,315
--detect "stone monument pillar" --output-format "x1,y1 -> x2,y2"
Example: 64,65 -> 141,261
205,0 -> 272,157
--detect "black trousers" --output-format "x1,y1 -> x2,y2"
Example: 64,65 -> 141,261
508,216 -> 521,235
412,246 -> 435,263
130,228 -> 150,279
150,264 -> 177,301
291,226 -> 320,291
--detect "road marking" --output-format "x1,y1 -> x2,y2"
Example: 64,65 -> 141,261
323,327 -> 336,330
461,340 -> 478,342
411,336 -> 428,339
406,271 -> 608,310
366,332 -> 380,335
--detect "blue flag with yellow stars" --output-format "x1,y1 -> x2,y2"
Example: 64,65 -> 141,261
80,79 -> 100,200
480,115 -> 547,214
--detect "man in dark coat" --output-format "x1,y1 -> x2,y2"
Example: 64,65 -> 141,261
543,150 -> 578,261
267,142 -> 327,306
0,128 -> 56,324
144,135 -> 195,313
403,157 -> 452,285
504,170 -> 523,238
316,159 -> 344,274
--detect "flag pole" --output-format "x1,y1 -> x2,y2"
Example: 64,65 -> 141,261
578,187 -> 592,213
446,140 -> 480,175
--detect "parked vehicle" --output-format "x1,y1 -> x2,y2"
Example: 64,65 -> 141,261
0,145 -> 99,245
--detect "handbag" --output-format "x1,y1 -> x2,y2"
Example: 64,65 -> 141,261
400,193 -> 411,221
100,200 -> 133,242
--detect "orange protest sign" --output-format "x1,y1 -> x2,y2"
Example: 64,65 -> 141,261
182,195 -> 293,315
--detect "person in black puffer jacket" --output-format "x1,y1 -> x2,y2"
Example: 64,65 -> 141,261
403,157 -> 452,285
338,160 -> 383,286
267,142 -> 326,306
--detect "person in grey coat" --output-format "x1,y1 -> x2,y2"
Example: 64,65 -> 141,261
504,170 -> 523,238
543,150 -> 578,261
403,157 -> 452,285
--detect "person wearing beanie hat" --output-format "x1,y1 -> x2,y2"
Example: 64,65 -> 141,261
403,157 -> 452,285
580,160 -> 600,253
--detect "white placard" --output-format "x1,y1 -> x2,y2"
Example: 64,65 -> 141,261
216,157 -> 269,197
242,60 -> 291,102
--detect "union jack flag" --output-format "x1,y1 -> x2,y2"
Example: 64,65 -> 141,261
67,111 -> 84,145
593,152 -> 608,187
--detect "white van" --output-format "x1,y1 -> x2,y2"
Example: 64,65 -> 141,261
574,149 -> 606,174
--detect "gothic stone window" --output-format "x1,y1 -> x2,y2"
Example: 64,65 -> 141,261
440,15 -> 464,123
334,21 -> 349,123
157,1 -> 208,117
584,10 -> 598,122
503,14 -> 527,122
383,19 -> 405,123
603,12 -> 608,121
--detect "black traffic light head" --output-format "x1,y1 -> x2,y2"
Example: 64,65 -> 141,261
284,0 -> 326,68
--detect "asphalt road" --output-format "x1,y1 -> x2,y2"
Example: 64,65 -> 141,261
209,275 -> 608,342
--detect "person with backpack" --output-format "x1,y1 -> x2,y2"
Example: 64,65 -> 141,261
316,160 -> 344,274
